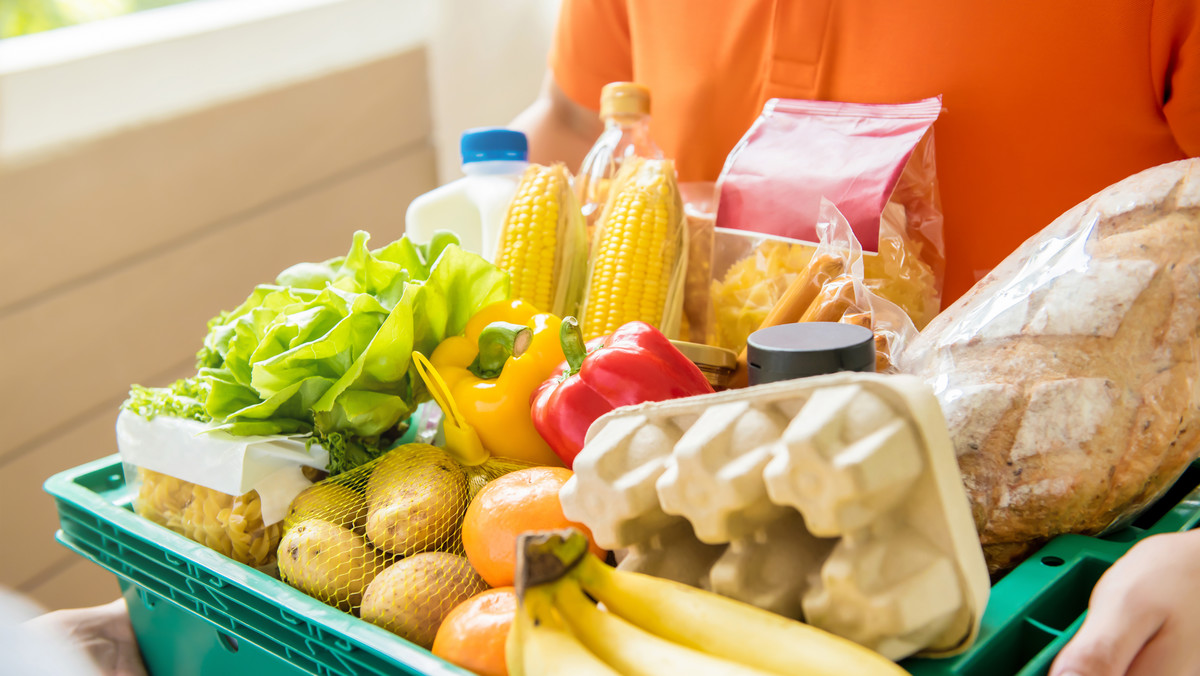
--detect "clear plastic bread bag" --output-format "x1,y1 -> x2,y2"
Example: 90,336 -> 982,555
896,159 -> 1200,573
714,96 -> 946,338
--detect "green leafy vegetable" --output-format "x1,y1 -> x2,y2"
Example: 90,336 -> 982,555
124,230 -> 510,472
124,378 -> 211,423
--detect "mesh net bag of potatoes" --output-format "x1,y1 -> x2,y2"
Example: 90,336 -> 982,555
278,442 -> 526,648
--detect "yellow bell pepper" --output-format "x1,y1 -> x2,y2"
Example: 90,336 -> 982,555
429,299 -> 565,466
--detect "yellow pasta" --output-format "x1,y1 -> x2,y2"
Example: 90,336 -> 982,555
134,468 -> 282,568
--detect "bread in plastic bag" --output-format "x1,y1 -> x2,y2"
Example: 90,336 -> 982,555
278,442 -> 527,648
898,159 -> 1200,574
715,97 -> 945,329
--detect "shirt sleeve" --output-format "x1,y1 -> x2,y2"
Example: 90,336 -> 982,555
1152,0 -> 1200,156
549,0 -> 633,111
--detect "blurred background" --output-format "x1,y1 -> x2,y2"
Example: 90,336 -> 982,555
0,0 -> 559,612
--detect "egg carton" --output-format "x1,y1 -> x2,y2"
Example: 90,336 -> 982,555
560,372 -> 989,660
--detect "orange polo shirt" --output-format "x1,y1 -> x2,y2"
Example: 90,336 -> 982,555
549,0 -> 1200,304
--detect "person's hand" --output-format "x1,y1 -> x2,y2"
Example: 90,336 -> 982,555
25,598 -> 148,676
1051,529 -> 1200,676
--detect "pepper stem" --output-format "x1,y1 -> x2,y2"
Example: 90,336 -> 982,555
468,321 -> 532,380
560,317 -> 587,376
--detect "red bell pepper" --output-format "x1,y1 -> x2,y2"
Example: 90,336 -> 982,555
531,317 -> 714,468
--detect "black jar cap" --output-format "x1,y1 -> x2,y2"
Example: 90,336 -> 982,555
746,322 -> 876,386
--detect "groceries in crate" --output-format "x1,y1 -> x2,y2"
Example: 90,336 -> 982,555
899,158 -> 1200,575
105,89 -> 1200,675
406,127 -> 530,259
507,529 -> 910,676
560,371 -> 991,660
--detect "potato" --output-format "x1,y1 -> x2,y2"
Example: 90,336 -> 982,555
278,519 -> 385,611
287,482 -> 366,530
365,445 -> 469,556
360,552 -> 487,648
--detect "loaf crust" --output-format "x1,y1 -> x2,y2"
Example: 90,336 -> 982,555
901,160 -> 1200,574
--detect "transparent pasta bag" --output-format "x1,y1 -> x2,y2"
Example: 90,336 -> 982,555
715,96 -> 945,330
277,352 -> 531,647
117,410 -> 328,570
679,181 -> 717,344
717,200 -> 919,386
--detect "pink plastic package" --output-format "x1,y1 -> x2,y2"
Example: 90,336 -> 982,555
715,97 -> 945,329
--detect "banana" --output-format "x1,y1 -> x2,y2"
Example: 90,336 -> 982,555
509,584 -> 620,676
552,575 -> 777,676
573,553 -> 910,676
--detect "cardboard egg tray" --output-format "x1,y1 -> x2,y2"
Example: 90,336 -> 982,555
560,372 -> 990,660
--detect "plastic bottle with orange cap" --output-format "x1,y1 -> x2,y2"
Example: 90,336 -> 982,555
575,82 -> 664,237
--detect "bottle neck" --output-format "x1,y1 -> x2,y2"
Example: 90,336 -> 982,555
604,112 -> 652,133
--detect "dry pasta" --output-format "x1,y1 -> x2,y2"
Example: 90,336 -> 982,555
134,468 -> 282,568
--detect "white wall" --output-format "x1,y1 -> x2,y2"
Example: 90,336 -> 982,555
0,0 -> 426,165
426,0 -> 560,183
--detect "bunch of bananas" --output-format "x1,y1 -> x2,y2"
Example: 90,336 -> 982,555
507,530 -> 909,676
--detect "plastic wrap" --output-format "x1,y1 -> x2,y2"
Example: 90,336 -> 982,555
715,97 -> 945,330
117,409 -> 328,569
711,200 -> 918,373
680,182 -> 717,344
898,158 -> 1200,574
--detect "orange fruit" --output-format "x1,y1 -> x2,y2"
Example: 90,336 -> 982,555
432,587 -> 516,676
461,467 -> 606,588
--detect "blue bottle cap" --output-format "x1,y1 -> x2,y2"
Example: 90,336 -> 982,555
460,128 -> 528,164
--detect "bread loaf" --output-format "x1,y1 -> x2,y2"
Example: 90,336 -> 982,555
900,159 -> 1200,574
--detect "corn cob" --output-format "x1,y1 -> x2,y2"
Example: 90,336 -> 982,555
494,164 -> 587,316
582,158 -> 683,340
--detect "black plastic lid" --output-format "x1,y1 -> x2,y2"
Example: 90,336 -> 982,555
746,322 -> 875,386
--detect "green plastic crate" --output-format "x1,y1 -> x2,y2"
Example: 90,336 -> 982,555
47,455 -> 1200,676
47,454 -> 472,676
903,461 -> 1200,676
120,579 -> 309,676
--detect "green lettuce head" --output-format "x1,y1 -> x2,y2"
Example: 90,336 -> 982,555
125,230 -> 509,473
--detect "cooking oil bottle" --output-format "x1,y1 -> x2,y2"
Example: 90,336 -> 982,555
576,83 -> 663,237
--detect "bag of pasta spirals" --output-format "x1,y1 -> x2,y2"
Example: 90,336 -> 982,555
278,442 -> 528,648
132,468 -> 287,568
117,409 -> 329,570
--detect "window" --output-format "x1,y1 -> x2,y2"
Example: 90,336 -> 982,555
3,0 -> 200,39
